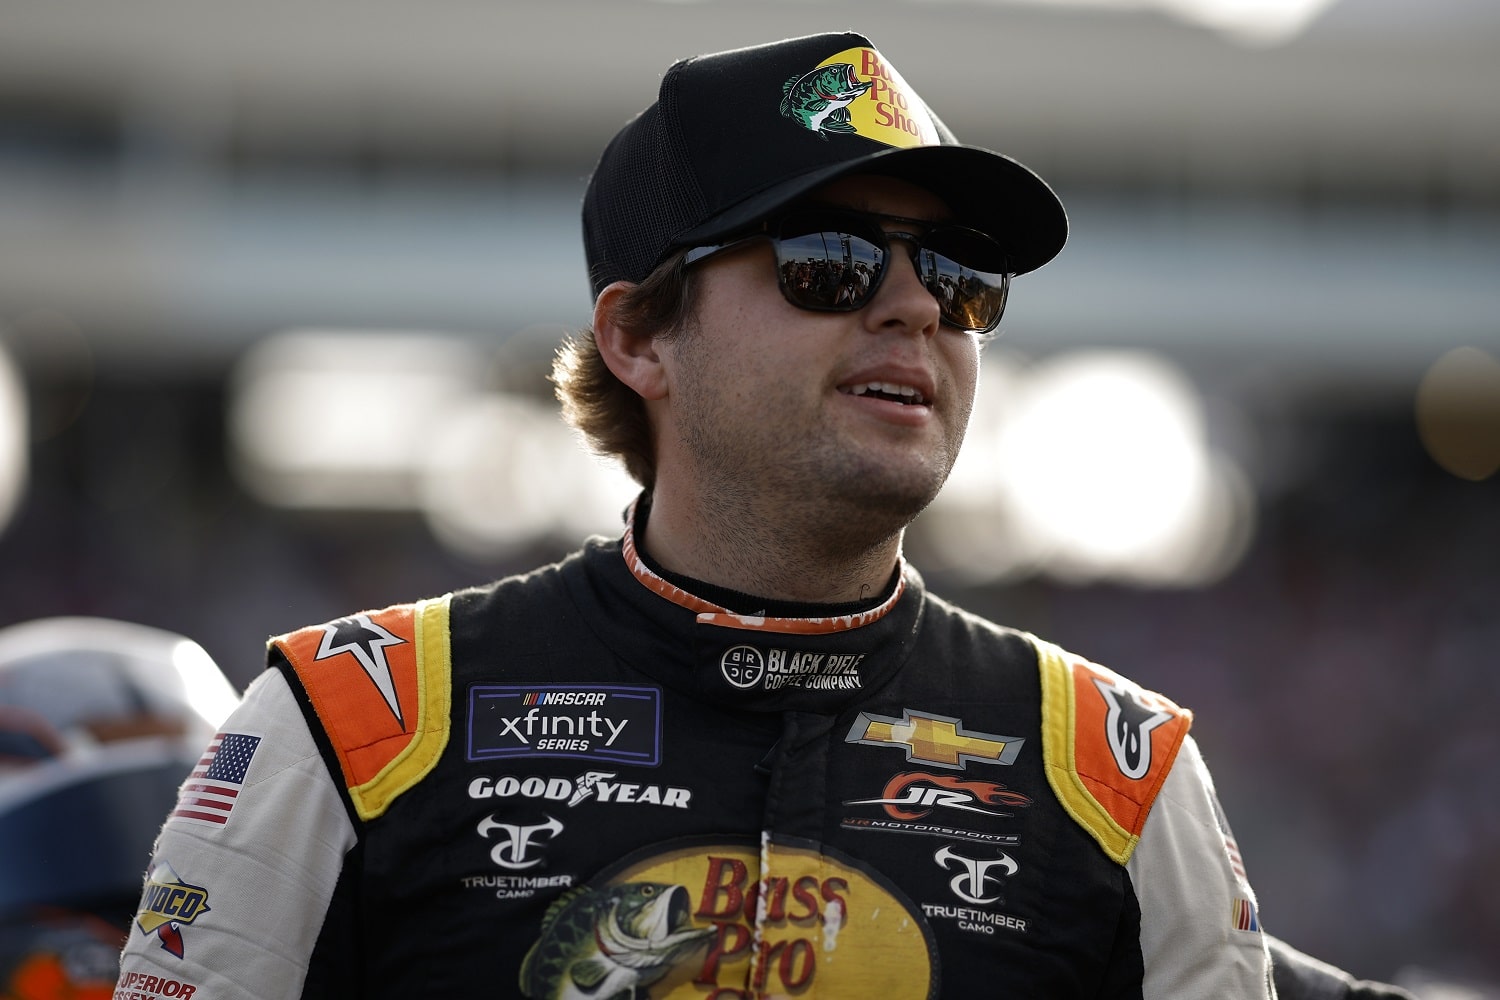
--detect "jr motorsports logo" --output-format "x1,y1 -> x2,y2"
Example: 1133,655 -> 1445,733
845,771 -> 1031,821
719,645 -> 865,692
467,684 -> 662,766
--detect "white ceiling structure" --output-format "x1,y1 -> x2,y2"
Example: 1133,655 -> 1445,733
0,0 -> 1497,390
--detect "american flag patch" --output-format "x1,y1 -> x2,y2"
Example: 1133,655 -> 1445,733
1232,897 -> 1260,932
171,732 -> 262,827
1224,831 -> 1247,880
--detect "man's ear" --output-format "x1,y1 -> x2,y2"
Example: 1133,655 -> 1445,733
592,281 -> 669,401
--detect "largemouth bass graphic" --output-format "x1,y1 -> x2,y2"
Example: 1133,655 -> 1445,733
519,881 -> 713,999
780,63 -> 873,136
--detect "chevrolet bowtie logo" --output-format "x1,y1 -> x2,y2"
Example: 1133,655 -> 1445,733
846,710 -> 1024,769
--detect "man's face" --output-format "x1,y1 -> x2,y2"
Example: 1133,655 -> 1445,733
652,174 -> 983,541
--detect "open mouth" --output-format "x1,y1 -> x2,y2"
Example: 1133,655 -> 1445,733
841,381 -> 929,406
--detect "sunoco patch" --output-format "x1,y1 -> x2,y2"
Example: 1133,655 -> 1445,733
467,684 -> 663,766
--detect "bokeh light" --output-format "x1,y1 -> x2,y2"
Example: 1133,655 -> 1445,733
1013,0 -> 1340,44
228,329 -> 487,509
421,393 -> 638,559
227,328 -> 639,557
169,638 -> 240,728
1415,346 -> 1500,482
924,350 -> 1254,587
921,351 -> 1044,582
0,340 -> 27,537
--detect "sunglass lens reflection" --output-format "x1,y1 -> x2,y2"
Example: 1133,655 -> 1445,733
776,231 -> 885,310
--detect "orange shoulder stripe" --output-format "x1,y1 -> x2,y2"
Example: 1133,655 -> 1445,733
273,596 -> 452,821
1030,635 -> 1192,864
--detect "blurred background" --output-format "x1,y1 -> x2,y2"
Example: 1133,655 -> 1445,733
0,0 -> 1496,990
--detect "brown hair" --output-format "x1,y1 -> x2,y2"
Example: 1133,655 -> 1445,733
552,250 -> 697,490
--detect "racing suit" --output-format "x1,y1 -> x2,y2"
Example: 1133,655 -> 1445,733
114,511 -> 1276,999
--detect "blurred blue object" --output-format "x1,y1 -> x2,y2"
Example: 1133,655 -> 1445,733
0,616 -> 239,924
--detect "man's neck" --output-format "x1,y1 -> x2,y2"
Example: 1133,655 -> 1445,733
639,487 -> 905,605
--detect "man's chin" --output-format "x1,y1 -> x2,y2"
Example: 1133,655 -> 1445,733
820,460 -> 950,534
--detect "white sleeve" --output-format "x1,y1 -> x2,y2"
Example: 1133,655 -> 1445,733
1127,734 -> 1276,999
114,668 -> 358,1000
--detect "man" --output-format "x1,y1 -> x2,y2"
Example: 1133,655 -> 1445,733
114,32 -> 1412,999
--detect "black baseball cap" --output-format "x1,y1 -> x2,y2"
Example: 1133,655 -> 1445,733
582,31 -> 1067,299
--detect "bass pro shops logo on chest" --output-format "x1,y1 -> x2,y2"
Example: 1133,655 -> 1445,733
467,684 -> 662,766
518,839 -> 938,1000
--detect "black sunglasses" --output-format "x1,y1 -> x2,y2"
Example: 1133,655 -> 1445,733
683,207 -> 1012,335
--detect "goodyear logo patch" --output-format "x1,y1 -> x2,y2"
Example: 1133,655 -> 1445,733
467,684 -> 663,766
779,46 -> 939,148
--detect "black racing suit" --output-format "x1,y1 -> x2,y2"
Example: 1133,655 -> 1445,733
116,517 -> 1282,998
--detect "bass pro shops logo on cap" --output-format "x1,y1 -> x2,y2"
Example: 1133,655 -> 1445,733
779,47 -> 939,147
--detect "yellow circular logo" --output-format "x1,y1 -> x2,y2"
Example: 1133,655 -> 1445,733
519,837 -> 935,999
778,47 -> 940,148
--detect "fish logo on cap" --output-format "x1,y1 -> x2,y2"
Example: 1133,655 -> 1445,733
778,47 -> 940,147
780,62 -> 872,136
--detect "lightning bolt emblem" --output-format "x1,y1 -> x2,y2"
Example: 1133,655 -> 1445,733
315,614 -> 408,727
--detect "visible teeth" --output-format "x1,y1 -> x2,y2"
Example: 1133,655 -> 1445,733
845,382 -> 926,404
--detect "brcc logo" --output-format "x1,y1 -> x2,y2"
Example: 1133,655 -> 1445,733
720,646 -> 765,689
719,645 -> 865,693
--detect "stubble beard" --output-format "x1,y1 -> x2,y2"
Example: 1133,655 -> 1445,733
671,326 -> 963,569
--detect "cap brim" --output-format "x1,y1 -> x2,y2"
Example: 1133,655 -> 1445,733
674,144 -> 1067,276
